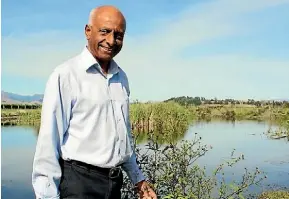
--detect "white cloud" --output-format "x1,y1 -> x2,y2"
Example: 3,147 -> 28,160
2,0 -> 289,100
2,31 -> 85,78
115,0 -> 289,100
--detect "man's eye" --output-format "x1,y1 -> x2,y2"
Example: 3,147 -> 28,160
116,34 -> 124,40
100,29 -> 108,34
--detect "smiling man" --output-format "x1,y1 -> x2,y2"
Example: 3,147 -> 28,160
32,5 -> 157,199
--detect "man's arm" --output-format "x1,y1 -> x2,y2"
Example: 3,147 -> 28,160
32,70 -> 72,199
121,112 -> 157,199
120,73 -> 145,185
121,144 -> 146,185
120,71 -> 157,198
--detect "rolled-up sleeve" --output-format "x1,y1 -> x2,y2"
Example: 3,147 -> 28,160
32,69 -> 72,199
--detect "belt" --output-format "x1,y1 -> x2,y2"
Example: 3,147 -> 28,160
61,158 -> 123,179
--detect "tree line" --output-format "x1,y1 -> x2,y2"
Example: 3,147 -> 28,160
163,96 -> 289,107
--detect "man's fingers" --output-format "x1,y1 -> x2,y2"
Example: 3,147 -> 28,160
139,190 -> 150,199
141,189 -> 157,199
149,192 -> 157,198
143,190 -> 150,197
148,189 -> 157,199
137,182 -> 157,199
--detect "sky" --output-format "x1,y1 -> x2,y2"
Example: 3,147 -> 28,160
2,0 -> 289,102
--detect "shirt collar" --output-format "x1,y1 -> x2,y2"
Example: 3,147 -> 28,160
80,46 -> 120,76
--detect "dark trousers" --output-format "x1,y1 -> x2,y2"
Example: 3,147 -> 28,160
59,159 -> 123,199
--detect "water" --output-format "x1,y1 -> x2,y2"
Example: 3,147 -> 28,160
185,121 -> 289,194
2,126 -> 38,199
1,121 -> 289,198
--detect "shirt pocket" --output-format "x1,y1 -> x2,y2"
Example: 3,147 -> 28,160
77,81 -> 110,110
110,82 -> 130,123
82,81 -> 109,101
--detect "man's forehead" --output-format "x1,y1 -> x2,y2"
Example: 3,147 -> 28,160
94,14 -> 126,30
89,6 -> 125,25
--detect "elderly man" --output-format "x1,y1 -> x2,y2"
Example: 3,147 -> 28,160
32,5 -> 157,199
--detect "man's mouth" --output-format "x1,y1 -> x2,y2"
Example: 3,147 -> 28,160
99,45 -> 113,53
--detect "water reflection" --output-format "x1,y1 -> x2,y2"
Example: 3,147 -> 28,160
2,126 -> 37,199
134,129 -> 187,145
31,125 -> 40,136
2,121 -> 289,199
134,119 -> 288,144
30,119 -> 288,144
186,121 -> 289,190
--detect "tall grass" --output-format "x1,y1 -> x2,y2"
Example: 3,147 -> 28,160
2,102 -> 288,130
1,109 -> 41,125
130,102 -> 289,124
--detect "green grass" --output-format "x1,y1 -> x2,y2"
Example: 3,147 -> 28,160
1,109 -> 41,125
1,103 -> 289,132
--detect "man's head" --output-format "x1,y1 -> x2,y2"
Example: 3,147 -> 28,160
85,5 -> 126,64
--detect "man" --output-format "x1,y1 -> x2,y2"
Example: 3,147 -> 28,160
32,5 -> 157,199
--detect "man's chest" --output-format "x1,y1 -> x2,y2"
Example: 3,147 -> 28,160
71,73 -> 130,117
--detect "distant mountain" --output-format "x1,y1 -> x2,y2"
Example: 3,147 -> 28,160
275,98 -> 289,102
1,91 -> 43,104
1,91 -> 288,104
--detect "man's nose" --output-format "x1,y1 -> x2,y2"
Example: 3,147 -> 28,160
106,33 -> 116,46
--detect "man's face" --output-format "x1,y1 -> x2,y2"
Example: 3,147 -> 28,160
85,12 -> 125,62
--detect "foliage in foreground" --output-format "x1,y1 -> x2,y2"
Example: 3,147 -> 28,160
121,133 -> 266,199
122,102 -> 267,199
258,191 -> 289,199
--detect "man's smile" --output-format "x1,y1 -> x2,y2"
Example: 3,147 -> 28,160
99,45 -> 113,53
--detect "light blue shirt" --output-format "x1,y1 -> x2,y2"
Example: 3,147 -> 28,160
32,46 -> 145,199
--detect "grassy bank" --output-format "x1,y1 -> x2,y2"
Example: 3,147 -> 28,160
1,102 -> 288,128
129,102 -> 289,132
1,108 -> 41,125
130,102 -> 289,121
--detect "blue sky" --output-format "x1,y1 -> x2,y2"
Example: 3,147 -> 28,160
2,0 -> 289,101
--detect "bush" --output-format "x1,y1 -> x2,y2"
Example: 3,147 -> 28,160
258,191 -> 289,199
121,132 -> 266,199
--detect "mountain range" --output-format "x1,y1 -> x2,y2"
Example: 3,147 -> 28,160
1,91 -> 288,104
1,91 -> 43,104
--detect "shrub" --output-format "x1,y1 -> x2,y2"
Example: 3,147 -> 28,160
121,132 -> 266,199
258,191 -> 289,199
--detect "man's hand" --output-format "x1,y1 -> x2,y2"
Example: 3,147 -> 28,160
136,180 -> 157,199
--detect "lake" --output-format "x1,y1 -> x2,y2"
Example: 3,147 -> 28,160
1,121 -> 289,198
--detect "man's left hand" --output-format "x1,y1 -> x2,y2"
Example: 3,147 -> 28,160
136,180 -> 157,199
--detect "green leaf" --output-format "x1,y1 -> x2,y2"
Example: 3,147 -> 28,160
238,193 -> 245,199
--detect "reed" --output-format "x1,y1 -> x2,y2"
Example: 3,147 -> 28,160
1,108 -> 41,126
1,102 -> 288,131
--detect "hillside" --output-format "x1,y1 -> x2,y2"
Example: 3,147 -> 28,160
1,91 -> 288,105
164,96 -> 289,106
1,91 -> 43,104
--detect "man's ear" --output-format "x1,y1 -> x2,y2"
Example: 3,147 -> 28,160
85,24 -> 91,40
